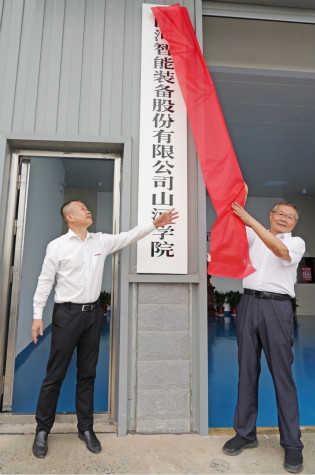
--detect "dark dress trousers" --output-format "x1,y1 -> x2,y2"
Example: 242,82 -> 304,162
36,303 -> 103,433
233,294 -> 303,450
233,226 -> 305,450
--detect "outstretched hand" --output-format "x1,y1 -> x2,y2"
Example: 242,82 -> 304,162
153,208 -> 179,228
232,202 -> 254,227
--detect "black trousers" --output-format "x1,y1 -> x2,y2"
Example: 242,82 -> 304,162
35,303 -> 103,434
233,294 -> 303,450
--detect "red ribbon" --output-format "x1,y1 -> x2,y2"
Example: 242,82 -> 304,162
152,4 -> 255,279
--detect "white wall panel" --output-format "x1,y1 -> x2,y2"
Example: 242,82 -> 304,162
79,0 -> 95,135
45,0 -> 66,133
87,0 -> 106,135
67,0 -> 86,134
34,0 -> 56,133
0,0 -> 197,140
100,0 -> 115,136
57,0 -> 76,135
0,0 -> 24,131
12,0 -> 35,132
23,1 -> 45,133
109,0 -> 125,136
0,1 -> 13,115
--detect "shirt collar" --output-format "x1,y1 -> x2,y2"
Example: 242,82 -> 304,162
67,229 -> 91,241
276,232 -> 292,239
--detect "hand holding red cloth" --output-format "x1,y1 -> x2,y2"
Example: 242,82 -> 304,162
152,4 -> 255,278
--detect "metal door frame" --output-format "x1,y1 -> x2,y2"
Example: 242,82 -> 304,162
0,151 -> 20,400
1,149 -> 121,420
2,157 -> 30,410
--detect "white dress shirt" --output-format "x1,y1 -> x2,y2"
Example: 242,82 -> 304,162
243,227 -> 305,297
33,221 -> 156,319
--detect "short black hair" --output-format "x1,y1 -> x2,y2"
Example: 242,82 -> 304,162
60,200 -> 81,222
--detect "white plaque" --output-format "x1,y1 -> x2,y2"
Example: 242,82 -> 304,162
137,4 -> 188,274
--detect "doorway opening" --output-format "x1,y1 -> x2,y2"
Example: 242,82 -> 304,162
1,151 -> 121,420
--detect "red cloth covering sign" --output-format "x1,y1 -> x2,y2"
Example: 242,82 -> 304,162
152,4 -> 255,279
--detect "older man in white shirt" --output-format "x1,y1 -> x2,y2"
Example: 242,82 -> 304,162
222,199 -> 305,474
31,200 -> 178,458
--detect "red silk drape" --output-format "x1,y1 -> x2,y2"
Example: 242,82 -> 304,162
152,4 -> 255,279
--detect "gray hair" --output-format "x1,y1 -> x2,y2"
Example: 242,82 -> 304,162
272,201 -> 299,221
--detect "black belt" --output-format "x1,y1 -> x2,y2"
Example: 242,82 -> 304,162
58,300 -> 99,312
244,289 -> 291,301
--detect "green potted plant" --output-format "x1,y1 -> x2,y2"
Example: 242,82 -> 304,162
100,290 -> 111,315
214,290 -> 226,317
225,291 -> 243,316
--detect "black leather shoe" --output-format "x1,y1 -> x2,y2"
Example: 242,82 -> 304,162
78,430 -> 101,454
284,449 -> 303,473
223,434 -> 258,456
32,430 -> 48,458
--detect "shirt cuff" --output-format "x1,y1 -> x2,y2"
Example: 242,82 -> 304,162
280,239 -> 305,267
33,307 -> 43,319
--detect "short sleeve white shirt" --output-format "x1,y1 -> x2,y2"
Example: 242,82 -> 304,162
243,227 -> 305,297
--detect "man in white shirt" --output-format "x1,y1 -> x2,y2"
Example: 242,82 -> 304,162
31,200 -> 178,458
222,199 -> 305,474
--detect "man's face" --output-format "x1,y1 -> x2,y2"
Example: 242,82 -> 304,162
269,204 -> 298,235
66,201 -> 93,228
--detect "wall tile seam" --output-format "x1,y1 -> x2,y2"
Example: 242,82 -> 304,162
138,328 -> 190,332
137,384 -> 190,387
138,330 -> 190,334
138,303 -> 189,306
138,303 -> 190,307
137,388 -> 190,391
139,302 -> 189,307
138,355 -> 190,363
137,359 -> 190,363
137,357 -> 190,362
139,325 -> 189,335
136,430 -> 191,434
137,388 -> 191,392
138,308 -> 188,313
136,418 -> 190,422
138,416 -> 190,422
138,383 -> 190,395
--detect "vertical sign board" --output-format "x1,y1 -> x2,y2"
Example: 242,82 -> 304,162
137,4 -> 188,274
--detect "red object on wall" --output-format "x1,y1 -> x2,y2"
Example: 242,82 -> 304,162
301,266 -> 312,282
152,4 -> 256,279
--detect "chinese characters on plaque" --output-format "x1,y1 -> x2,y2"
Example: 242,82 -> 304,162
137,4 -> 187,274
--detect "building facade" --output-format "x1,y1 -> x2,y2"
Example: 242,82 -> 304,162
0,0 -> 314,436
